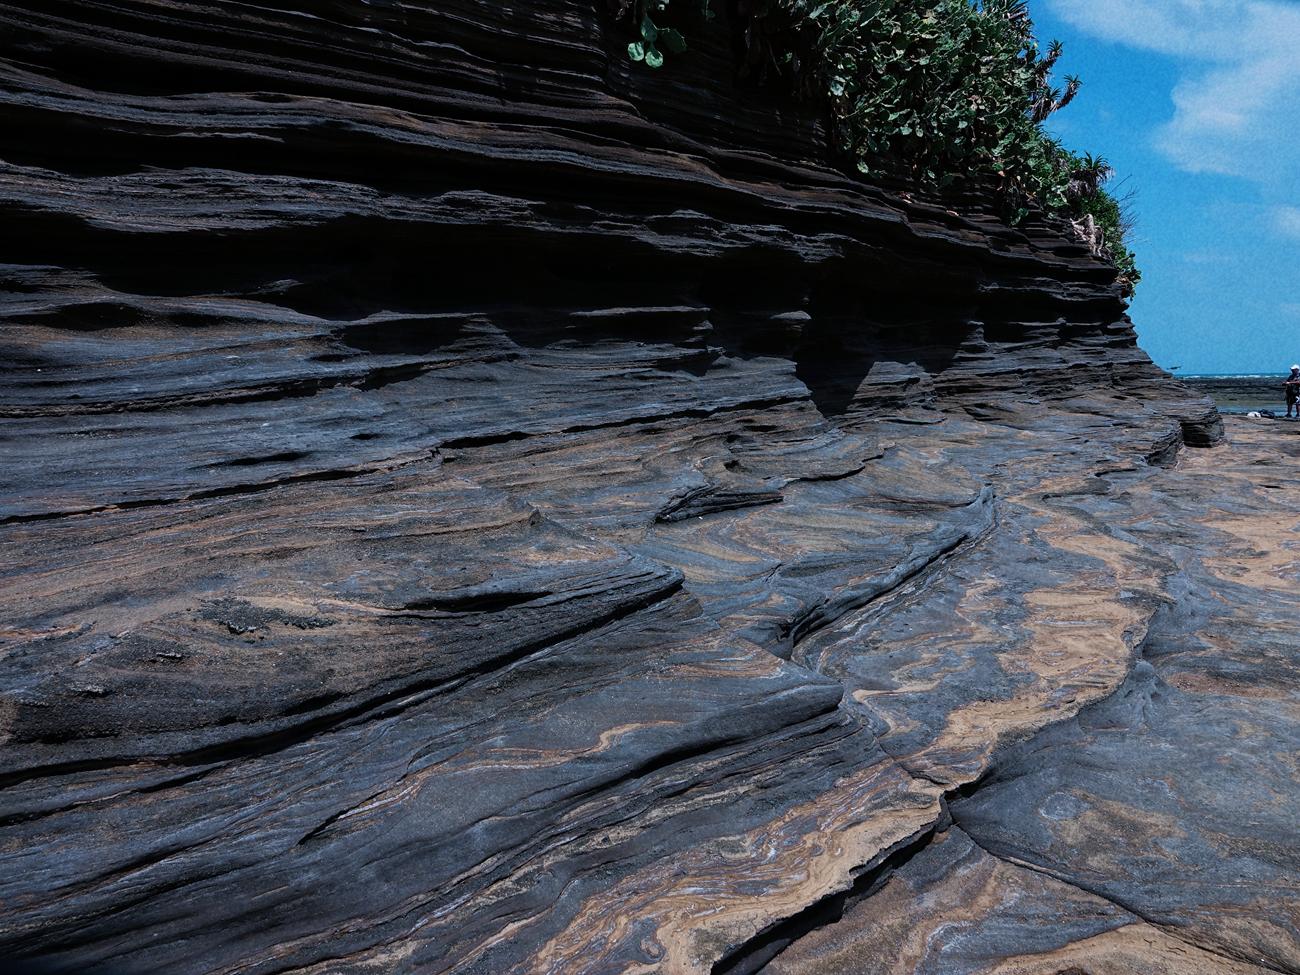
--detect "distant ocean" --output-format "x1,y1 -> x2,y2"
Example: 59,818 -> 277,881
1180,374 -> 1293,415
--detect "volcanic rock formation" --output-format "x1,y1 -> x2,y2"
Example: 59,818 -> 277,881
1,2 -> 1295,974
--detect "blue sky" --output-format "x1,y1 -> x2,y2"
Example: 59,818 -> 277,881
1030,0 -> 1300,375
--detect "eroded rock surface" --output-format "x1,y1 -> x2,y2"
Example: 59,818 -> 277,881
764,420 -> 1300,975
0,2 -> 1292,974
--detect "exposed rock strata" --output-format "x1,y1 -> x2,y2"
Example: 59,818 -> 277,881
1,3 -> 1291,975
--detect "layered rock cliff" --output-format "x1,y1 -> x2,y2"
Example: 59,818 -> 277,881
3,3 -> 1296,975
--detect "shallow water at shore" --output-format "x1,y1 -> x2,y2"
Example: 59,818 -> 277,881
1182,375 -> 1296,415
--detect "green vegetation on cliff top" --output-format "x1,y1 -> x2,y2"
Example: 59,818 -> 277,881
616,0 -> 1139,295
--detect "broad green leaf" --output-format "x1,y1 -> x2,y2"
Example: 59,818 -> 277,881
659,28 -> 687,53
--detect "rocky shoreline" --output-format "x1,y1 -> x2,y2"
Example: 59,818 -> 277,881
1183,376 -> 1299,416
1,2 -> 1295,973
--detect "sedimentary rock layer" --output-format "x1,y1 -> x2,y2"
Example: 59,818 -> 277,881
764,419 -> 1300,975
2,2 -> 1292,974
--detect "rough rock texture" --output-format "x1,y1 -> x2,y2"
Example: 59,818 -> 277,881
1,2 -> 1292,974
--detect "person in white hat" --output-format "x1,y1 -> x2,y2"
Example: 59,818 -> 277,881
1285,365 -> 1300,418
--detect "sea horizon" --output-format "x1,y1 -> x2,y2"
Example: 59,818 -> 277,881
1175,372 -> 1287,379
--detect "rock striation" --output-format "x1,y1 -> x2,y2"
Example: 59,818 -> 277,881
1,2 -> 1293,974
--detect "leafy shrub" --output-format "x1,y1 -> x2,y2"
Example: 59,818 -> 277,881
1057,150 -> 1141,292
611,0 -> 713,68
614,0 -> 1139,293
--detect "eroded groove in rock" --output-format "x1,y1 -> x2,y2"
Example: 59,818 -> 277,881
947,430 -> 1300,973
761,825 -> 1281,975
2,2 -> 1291,974
762,425 -> 1300,972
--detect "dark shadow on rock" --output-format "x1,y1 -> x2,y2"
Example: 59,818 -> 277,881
337,316 -> 468,355
2,961 -> 141,975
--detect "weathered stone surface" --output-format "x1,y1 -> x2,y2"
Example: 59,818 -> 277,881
949,424 -> 1300,974
0,2 -> 1291,974
755,420 -> 1300,975
763,827 -> 1277,975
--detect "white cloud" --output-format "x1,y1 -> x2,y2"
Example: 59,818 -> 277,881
1046,0 -> 1300,186
1275,207 -> 1300,240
